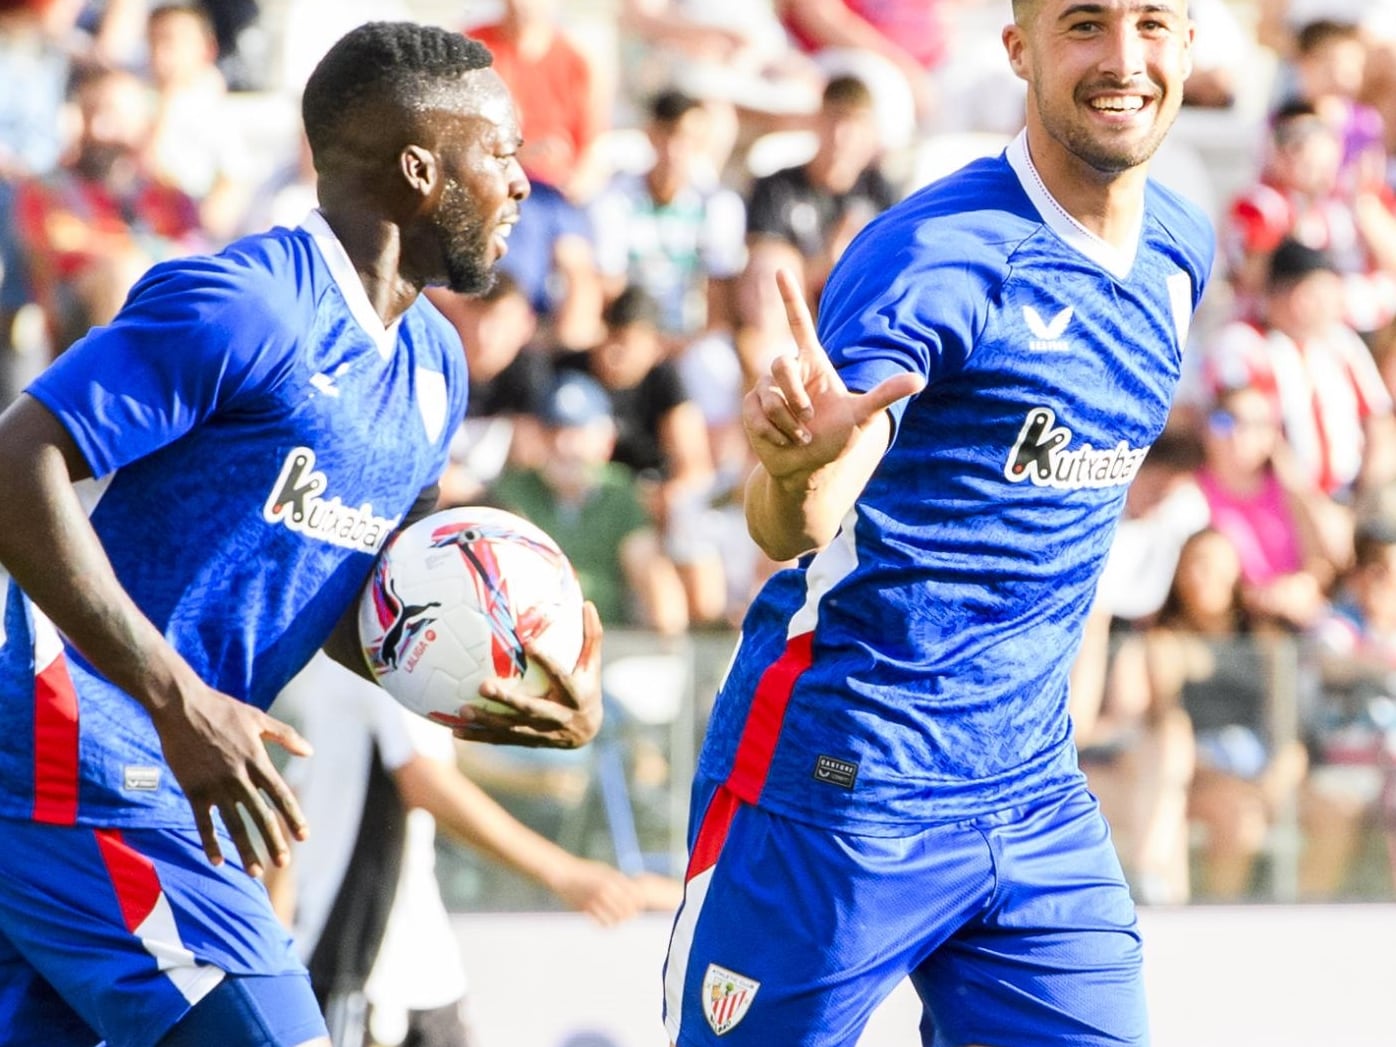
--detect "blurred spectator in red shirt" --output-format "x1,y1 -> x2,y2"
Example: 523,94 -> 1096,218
466,0 -> 606,351
1222,101 -> 1396,339
13,62 -> 205,353
1199,239 -> 1396,502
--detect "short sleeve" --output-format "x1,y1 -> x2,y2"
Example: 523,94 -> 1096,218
815,208 -> 991,405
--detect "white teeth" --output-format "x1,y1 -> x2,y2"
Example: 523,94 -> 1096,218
1091,97 -> 1145,112
497,224 -> 513,239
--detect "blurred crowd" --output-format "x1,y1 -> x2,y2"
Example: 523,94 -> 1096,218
7,0 -> 1396,908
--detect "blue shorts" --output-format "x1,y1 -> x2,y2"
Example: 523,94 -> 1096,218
663,778 -> 1146,1046
0,818 -> 326,1047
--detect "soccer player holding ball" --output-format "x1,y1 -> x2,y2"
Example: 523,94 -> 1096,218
0,22 -> 601,1047
663,2 -> 1213,1045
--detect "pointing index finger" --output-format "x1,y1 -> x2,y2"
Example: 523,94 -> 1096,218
774,268 -> 829,375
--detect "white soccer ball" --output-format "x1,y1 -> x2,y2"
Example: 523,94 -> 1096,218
358,506 -> 585,723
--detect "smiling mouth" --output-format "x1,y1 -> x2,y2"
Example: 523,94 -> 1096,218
1086,93 -> 1151,116
492,220 -> 516,256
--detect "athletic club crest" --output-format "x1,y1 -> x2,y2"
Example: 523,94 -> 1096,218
702,963 -> 759,1035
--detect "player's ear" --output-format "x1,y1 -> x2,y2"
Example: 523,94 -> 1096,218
1002,25 -> 1031,83
400,145 -> 438,199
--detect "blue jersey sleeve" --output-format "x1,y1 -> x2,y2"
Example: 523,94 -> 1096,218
28,252 -> 302,477
816,198 -> 1001,421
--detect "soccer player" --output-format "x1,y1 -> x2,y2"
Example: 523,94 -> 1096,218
0,22 -> 602,1047
663,2 -> 1214,1045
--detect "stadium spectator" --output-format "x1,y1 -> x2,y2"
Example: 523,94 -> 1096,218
465,0 -> 607,353
559,287 -> 727,627
1118,528 -> 1309,901
743,73 -> 895,315
142,0 -> 252,242
12,62 -> 206,354
269,653 -> 677,1047
1305,524 -> 1396,898
617,0 -> 823,175
427,274 -> 554,507
1200,238 -> 1396,501
467,0 -> 607,204
491,369 -> 690,637
589,88 -> 746,342
1195,383 -> 1350,631
1220,102 -> 1396,339
0,23 -> 601,1047
1288,19 -> 1387,195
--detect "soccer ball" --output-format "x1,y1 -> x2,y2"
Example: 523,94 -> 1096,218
358,506 -> 585,723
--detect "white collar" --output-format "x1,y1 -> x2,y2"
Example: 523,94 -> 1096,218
299,209 -> 400,358
1005,131 -> 1141,281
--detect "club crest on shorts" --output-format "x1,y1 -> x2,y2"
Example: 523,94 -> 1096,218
702,963 -> 759,1035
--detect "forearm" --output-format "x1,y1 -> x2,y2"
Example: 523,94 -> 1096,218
397,755 -> 576,893
744,408 -> 888,561
0,399 -> 201,713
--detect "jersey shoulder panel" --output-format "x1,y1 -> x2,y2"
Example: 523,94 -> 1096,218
818,156 -> 1036,389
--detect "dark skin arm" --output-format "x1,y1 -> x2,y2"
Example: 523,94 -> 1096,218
324,485 -> 605,749
0,395 -> 310,876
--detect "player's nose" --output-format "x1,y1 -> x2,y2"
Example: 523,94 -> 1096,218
1095,20 -> 1147,81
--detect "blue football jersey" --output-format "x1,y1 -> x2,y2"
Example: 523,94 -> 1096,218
0,212 -> 468,827
698,133 -> 1215,833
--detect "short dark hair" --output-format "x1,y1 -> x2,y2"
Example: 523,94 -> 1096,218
1142,427 -> 1204,473
649,87 -> 702,126
148,1 -> 214,32
1267,237 -> 1336,290
1296,19 -> 1362,56
603,286 -> 661,331
1355,523 -> 1396,567
301,22 -> 493,160
822,74 -> 873,111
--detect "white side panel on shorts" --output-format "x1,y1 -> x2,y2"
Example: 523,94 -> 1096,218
664,865 -> 715,1042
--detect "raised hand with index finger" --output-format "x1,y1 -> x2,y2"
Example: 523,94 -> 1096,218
741,269 -> 925,560
743,268 -> 926,484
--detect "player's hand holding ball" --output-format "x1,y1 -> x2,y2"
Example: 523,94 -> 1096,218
359,506 -> 603,748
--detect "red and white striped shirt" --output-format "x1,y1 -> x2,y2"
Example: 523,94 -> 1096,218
1201,319 -> 1393,496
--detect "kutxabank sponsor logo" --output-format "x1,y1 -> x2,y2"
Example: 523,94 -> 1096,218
1004,407 -> 1148,490
263,447 -> 400,552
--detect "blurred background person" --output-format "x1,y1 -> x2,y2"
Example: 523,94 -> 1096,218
1200,239 -> 1396,503
558,287 -> 726,627
589,88 -> 746,346
429,274 -> 554,508
490,368 -> 691,638
743,72 -> 894,316
1220,103 -> 1396,341
11,62 -> 205,355
466,0 -> 607,351
1121,528 -> 1309,902
142,0 -> 252,242
270,652 -> 679,1047
1194,383 -> 1350,632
